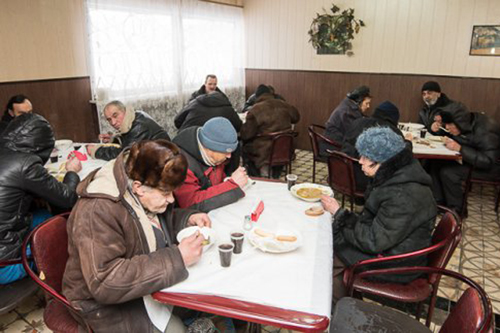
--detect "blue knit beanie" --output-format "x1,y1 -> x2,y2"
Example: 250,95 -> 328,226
355,127 -> 405,163
198,117 -> 238,153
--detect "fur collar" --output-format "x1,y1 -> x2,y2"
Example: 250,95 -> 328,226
119,106 -> 136,134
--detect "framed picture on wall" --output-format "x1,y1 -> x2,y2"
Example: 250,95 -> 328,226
470,25 -> 500,56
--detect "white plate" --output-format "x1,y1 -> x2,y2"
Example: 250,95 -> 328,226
427,134 -> 445,142
176,226 -> 216,252
290,183 -> 333,202
55,139 -> 74,151
399,122 -> 425,131
248,228 -> 302,253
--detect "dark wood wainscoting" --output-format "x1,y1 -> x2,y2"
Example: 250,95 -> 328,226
245,69 -> 500,150
0,77 -> 98,142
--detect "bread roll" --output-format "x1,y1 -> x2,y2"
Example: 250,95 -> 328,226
305,206 -> 324,216
254,228 -> 274,238
276,235 -> 297,242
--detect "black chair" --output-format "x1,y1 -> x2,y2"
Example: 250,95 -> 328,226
308,124 -> 341,183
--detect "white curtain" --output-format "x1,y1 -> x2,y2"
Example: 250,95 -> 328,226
86,0 -> 245,136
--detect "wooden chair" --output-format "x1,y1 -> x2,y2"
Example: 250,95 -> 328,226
326,150 -> 364,210
257,130 -> 298,179
22,213 -> 92,333
0,258 -> 39,315
331,267 -> 493,333
343,210 -> 462,327
308,124 -> 341,183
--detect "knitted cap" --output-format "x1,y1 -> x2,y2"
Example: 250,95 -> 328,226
198,117 -> 238,153
421,81 -> 441,93
356,127 -> 405,163
374,101 -> 400,124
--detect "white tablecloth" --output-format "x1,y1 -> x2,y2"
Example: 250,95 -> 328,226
46,143 -> 108,180
160,180 -> 333,318
412,139 -> 460,157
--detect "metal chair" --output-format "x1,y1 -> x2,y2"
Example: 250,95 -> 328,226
308,124 -> 341,183
257,130 -> 298,179
326,150 -> 364,210
22,213 -> 92,333
462,164 -> 500,220
0,258 -> 39,315
343,210 -> 462,327
331,267 -> 493,333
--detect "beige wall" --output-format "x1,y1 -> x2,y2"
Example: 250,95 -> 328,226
244,0 -> 500,78
0,0 -> 89,82
201,0 -> 244,7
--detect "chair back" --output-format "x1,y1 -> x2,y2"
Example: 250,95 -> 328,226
267,131 -> 297,167
308,124 -> 341,160
327,150 -> 358,197
427,212 -> 461,284
441,288 -> 488,333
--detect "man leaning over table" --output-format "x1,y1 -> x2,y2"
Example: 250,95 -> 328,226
63,139 -> 211,333
419,81 -> 469,135
86,100 -> 171,161
428,109 -> 500,214
321,127 -> 436,302
0,113 -> 81,284
173,117 -> 248,212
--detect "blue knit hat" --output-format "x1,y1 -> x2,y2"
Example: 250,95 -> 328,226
355,127 -> 405,163
198,117 -> 238,153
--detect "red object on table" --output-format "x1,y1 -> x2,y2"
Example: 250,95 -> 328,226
67,151 -> 88,161
152,292 -> 329,332
251,200 -> 264,222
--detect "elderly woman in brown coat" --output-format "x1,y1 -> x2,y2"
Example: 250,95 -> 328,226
63,140 -> 211,333
240,92 -> 300,178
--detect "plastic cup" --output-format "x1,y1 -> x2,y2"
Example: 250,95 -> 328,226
420,129 -> 427,139
50,151 -> 59,163
218,243 -> 234,267
230,231 -> 245,254
286,174 -> 298,190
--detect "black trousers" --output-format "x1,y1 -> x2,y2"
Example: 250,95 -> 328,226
429,160 -> 469,212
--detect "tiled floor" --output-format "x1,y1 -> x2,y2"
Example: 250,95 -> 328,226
1,149 -> 499,332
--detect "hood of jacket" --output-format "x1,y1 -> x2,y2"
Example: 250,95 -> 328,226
0,113 -> 55,163
195,92 -> 232,108
440,106 -> 473,134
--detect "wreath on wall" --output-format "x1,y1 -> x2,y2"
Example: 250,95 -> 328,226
308,4 -> 365,55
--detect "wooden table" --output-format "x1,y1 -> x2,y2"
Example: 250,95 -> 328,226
152,180 -> 333,332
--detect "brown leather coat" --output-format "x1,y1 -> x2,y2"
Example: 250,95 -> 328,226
62,151 -> 195,332
240,94 -> 300,168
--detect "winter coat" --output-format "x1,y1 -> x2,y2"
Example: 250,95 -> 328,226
419,93 -> 468,135
175,92 -> 241,132
173,127 -> 245,212
444,110 -> 500,173
0,113 -> 79,261
0,111 -> 13,136
62,150 -> 195,333
95,110 -> 171,161
333,144 -> 437,283
242,92 -> 285,113
189,85 -> 226,102
240,94 -> 300,169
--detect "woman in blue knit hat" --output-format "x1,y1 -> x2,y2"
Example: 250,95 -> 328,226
321,127 -> 437,301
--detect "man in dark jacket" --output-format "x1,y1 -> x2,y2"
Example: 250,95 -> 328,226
86,100 -> 171,161
240,92 -> 300,177
189,74 -> 227,102
320,85 -> 372,156
0,113 -> 81,284
173,117 -> 248,212
322,127 -> 436,301
0,95 -> 33,135
419,81 -> 469,135
429,109 -> 500,213
341,101 -> 402,191
175,91 -> 241,132
63,140 -> 211,332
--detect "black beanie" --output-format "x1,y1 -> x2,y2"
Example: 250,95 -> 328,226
374,100 -> 400,124
421,81 -> 441,93
255,84 -> 272,98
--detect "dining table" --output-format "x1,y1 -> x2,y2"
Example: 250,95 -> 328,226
151,179 -> 334,332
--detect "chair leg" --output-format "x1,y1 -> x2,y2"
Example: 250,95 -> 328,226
350,196 -> 354,211
425,293 -> 438,327
495,187 -> 500,212
341,195 -> 345,208
312,160 -> 316,183
415,301 -> 423,322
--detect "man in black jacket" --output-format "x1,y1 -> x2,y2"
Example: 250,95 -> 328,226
189,74 -> 227,102
419,81 -> 469,135
86,100 -> 171,161
0,95 -> 33,135
429,109 -> 500,213
0,113 -> 81,284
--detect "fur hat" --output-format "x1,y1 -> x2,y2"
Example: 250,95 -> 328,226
356,127 -> 405,163
198,117 -> 238,153
421,81 -> 441,93
347,86 -> 371,104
